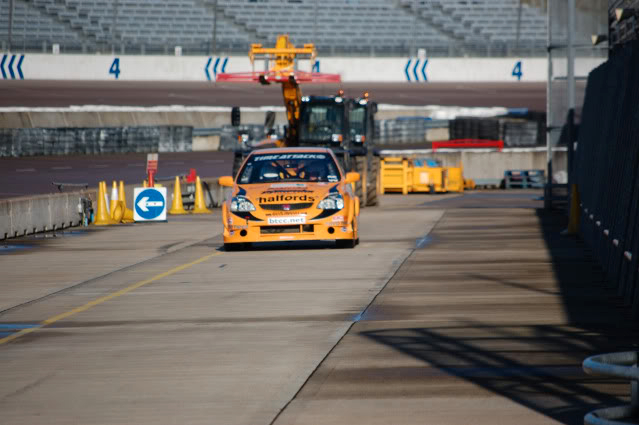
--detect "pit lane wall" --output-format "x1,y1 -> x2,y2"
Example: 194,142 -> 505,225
7,54 -> 604,82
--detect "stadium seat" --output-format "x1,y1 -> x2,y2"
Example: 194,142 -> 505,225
1,0 -> 547,55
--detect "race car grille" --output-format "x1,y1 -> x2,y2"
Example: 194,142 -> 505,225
261,225 -> 301,234
259,203 -> 313,211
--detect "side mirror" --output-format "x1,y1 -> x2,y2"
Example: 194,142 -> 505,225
345,172 -> 360,184
218,176 -> 234,187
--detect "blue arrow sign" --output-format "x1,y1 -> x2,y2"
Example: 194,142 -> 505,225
204,57 -> 212,81
1,54 -> 25,80
405,59 -> 412,82
421,59 -> 428,81
134,188 -> 166,221
16,55 -> 24,79
405,57 -> 428,82
213,57 -> 220,78
413,59 -> 420,82
0,55 -> 6,80
8,55 -> 16,79
205,56 -> 228,81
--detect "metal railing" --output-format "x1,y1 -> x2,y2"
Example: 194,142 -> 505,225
582,351 -> 639,425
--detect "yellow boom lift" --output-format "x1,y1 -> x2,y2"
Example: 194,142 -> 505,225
218,35 -> 380,206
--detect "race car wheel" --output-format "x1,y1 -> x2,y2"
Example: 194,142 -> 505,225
336,239 -> 356,249
366,156 -> 379,206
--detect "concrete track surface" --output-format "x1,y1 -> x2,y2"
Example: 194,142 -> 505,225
0,81 -> 547,111
0,192 -> 636,425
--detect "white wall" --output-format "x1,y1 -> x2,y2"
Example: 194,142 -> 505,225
8,54 -> 605,82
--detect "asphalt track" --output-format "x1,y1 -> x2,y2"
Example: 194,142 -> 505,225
0,151 -> 233,199
0,81 -> 547,111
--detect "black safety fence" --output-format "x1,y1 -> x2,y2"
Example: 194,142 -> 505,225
0,126 -> 193,157
573,40 -> 639,319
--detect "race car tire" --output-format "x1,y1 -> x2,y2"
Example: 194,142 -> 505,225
353,156 -> 367,207
224,242 -> 248,251
336,238 -> 356,249
366,156 -> 379,206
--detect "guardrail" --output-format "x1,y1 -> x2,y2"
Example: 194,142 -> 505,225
582,351 -> 639,425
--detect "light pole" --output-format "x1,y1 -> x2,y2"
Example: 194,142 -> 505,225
313,0 -> 317,46
111,0 -> 119,54
212,0 -> 218,55
7,0 -> 14,52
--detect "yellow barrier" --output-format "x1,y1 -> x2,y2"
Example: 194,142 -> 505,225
379,158 -> 410,195
446,166 -> 464,193
380,158 -> 470,194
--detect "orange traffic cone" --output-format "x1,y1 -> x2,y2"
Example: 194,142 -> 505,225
111,200 -> 125,223
169,176 -> 188,215
192,176 -> 211,214
94,181 -> 114,226
119,180 -> 135,223
109,181 -> 119,220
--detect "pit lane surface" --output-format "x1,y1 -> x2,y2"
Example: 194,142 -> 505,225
0,193 -> 632,424
0,195 -> 442,425
0,81 -> 546,111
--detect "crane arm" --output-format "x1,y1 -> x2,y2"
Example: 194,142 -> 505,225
281,77 -> 302,147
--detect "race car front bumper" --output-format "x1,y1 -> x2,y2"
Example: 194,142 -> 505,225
223,217 -> 356,244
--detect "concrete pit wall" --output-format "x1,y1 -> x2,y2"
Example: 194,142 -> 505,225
0,110 -> 289,130
433,149 -> 567,183
13,54 -> 605,82
381,148 -> 567,184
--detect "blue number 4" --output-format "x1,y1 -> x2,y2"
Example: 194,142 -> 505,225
512,61 -> 522,81
109,58 -> 121,79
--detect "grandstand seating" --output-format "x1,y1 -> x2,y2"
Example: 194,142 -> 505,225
1,0 -> 548,56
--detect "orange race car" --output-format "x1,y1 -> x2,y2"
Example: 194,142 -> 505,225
217,147 -> 361,250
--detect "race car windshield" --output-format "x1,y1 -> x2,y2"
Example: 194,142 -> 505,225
238,153 -> 342,184
300,104 -> 344,141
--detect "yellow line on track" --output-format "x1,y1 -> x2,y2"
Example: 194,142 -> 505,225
0,251 -> 222,346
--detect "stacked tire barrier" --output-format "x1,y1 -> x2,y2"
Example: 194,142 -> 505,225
376,118 -> 449,145
0,126 -> 193,157
574,41 -> 639,319
449,117 -> 544,147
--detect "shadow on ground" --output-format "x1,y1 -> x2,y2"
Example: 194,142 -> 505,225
359,192 -> 638,424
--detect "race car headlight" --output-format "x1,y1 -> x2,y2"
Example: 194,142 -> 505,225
317,194 -> 344,210
230,196 -> 256,212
